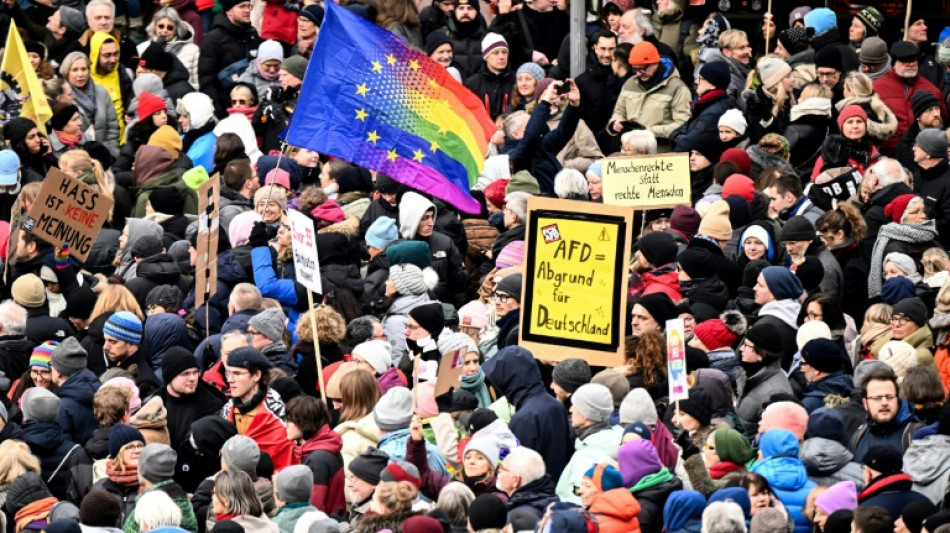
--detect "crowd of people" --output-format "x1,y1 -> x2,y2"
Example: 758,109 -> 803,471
2,0 -> 950,532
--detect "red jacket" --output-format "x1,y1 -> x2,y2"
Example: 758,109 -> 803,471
640,267 -> 682,302
873,70 -> 947,156
588,488 -> 641,533
295,425 -> 346,516
204,361 -> 230,397
224,388 -> 295,471
260,0 -> 298,45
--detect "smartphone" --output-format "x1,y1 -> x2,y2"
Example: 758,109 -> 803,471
556,82 -> 570,95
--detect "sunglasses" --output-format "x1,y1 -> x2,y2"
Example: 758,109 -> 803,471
156,23 -> 174,30
231,98 -> 251,105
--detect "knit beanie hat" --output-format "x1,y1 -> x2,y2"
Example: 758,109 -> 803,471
677,247 -> 716,279
483,179 -> 510,210
257,40 -> 284,64
794,256 -> 824,293
779,27 -> 810,56
311,199 -> 346,228
884,252 -> 919,279
629,41 -> 660,65
481,32 -> 507,58
264,169 -> 291,191
800,338 -> 845,373
712,428 -> 754,464
386,240 -> 433,270
11,274 -> 44,308
721,174 -> 755,204
759,133 -> 791,158
148,187 -> 183,216
276,465 -> 313,503
161,347 -> 200,381
718,110 -> 748,136
463,436 -> 500,466
109,424 -> 145,458
697,200 -> 732,240
757,57 -> 791,89
884,194 -> 919,223
221,435 -> 261,475
781,216 -> 816,242
49,103 -> 79,131
30,341 -> 56,371
912,91 -> 941,119
677,386 -> 712,426
694,310 -> 747,351
856,6 -> 884,35
591,368 -> 630,407
495,240 -> 525,269
254,185 -> 288,211
916,128 -> 949,158
796,320 -> 832,351
878,340 -> 917,380
469,495 -> 508,531
806,407 -> 845,441
349,448 -> 389,485
620,388 -> 658,425
623,422 -> 651,440
516,62 -> 544,83
389,264 -> 429,296
745,322 -> 783,354
457,300 -> 488,331
79,490 -> 121,527
282,55 -> 309,80
552,358 -> 592,393
901,500 -> 938,533
635,292 -> 677,325
380,461 -> 422,488
437,331 -> 478,358
425,30 -> 453,56
21,386 -> 60,423
2,117 -> 37,148
137,91 -> 166,122
571,383 -> 613,422
836,104 -> 868,130
582,463 -> 624,492
636,231 -> 678,267
227,211 -> 258,247
352,340 -> 393,375
374,387 -> 414,430
494,273 -> 523,303
670,205 -> 701,237
815,481 -> 858,515
761,266 -> 804,300
103,311 -> 142,345
408,302 -> 444,336
692,134 -> 727,162
365,217 -> 399,250
859,37 -> 888,64
700,61 -> 731,90
805,8 -> 837,37
51,337 -> 87,376
882,276 -> 917,305
248,307 -> 286,342
617,439 -> 662,487
138,443 -> 176,482
709,488 -> 751,521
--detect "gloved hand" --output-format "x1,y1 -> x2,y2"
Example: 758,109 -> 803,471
436,387 -> 455,413
676,430 -> 701,460
248,221 -> 277,248
55,242 -> 70,270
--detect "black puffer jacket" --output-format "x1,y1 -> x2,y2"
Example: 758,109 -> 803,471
125,253 -> 191,311
463,65 -> 515,120
913,159 -> 950,249
785,111 -> 832,180
681,275 -> 729,323
672,91 -> 734,153
25,305 -> 74,346
631,477 -> 684,533
22,421 -> 79,501
861,181 -> 914,261
198,13 -> 261,115
0,335 -> 35,381
443,16 -> 487,79
575,58 -> 629,155
421,231 -> 469,308
163,55 -> 197,103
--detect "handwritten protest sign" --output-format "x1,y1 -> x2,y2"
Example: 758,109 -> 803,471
288,209 -> 322,294
601,153 -> 691,208
666,318 -> 689,401
195,177 -> 220,309
434,349 -> 464,397
520,198 -> 633,366
25,168 -> 114,262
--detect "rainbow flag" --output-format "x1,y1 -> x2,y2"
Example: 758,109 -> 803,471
284,1 -> 496,215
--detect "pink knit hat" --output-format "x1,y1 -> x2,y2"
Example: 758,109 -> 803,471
758,401 -> 808,441
100,376 -> 142,413
413,381 -> 439,419
496,241 -> 525,269
815,481 -> 858,515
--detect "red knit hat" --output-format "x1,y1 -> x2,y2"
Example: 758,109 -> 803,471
884,194 -> 917,224
670,204 -> 701,237
137,92 -> 166,121
837,104 -> 868,130
484,179 -> 510,210
310,199 -> 346,227
721,174 -> 755,204
629,41 -> 660,65
693,311 -> 747,351
720,148 -> 751,176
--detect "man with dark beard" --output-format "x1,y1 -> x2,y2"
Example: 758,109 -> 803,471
152,347 -> 225,450
574,30 -> 625,155
441,0 -> 488,79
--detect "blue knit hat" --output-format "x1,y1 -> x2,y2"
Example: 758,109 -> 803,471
366,217 -> 399,250
761,266 -> 803,301
103,311 -> 143,345
583,463 -> 624,492
109,424 -> 145,458
709,487 -> 751,520
516,62 -> 544,83
804,7 -> 837,37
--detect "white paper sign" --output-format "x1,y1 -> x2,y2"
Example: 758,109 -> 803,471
288,209 -> 322,294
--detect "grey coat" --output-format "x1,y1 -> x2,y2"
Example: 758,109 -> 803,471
736,360 -> 793,435
800,437 -> 866,489
74,81 -> 120,158
904,434 -> 950,505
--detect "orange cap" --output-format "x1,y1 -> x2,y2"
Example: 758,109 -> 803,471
628,41 -> 660,66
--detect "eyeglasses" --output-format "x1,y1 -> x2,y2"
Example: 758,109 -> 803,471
890,315 -> 910,326
248,328 -> 264,336
865,394 -> 897,404
817,71 -> 839,79
491,292 -> 511,303
225,370 -> 250,379
124,443 -> 145,451
231,98 -> 250,106
177,369 -> 201,379
30,369 -> 51,377
156,23 -> 174,29
704,443 -> 715,451
740,341 -> 757,351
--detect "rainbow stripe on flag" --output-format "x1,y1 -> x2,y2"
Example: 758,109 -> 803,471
284,1 -> 496,214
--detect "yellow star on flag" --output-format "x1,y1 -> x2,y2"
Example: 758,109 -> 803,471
367,130 -> 380,144
371,61 -> 382,73
429,141 -> 440,153
412,149 -> 425,162
355,108 -> 368,121
356,83 -> 369,96
386,54 -> 397,65
428,79 -> 439,88
409,59 -> 420,71
386,148 -> 398,162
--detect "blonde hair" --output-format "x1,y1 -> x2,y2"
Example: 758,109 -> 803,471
374,481 -> 418,515
937,278 -> 950,314
922,247 -> 950,278
842,71 -> 874,98
59,150 -> 115,222
0,440 -> 41,484
90,284 -> 145,324
112,441 -> 142,471
718,29 -> 748,51
799,83 -> 832,101
761,72 -> 795,116
295,305 -> 346,345
861,303 -> 893,334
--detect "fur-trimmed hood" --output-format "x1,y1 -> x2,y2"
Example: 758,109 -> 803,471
317,213 -> 360,238
834,94 -> 899,141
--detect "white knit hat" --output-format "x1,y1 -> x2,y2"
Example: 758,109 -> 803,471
878,340 -> 917,381
352,340 -> 393,375
796,320 -> 832,351
757,56 -> 792,90
620,388 -> 657,425
481,32 -> 508,58
257,40 -> 284,64
718,109 -> 747,135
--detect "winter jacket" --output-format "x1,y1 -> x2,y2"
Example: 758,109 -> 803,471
72,81 -> 120,158
870,326 -> 935,368
131,396 -> 171,445
297,425 -> 346,515
752,430 -> 816,533
132,151 -> 198,218
505,475 -> 558,517
873,69 -> 947,155
686,237 -> 741,298
680,276 -> 728,323
222,387 -> 294,471
230,514 -> 278,533
555,425 -> 623,504
588,488 -> 641,533
849,399 -> 919,463
488,4 -> 567,69
636,265 -> 682,302
250,245 -> 307,338
198,13 -> 261,115
629,472 -> 683,533
609,57 -> 691,150
903,433 -> 950,505
22,421 -> 79,501
858,472 -> 931,520
861,181 -> 915,261
93,477 -> 139,524
799,437 -> 865,489
137,21 -> 201,87
502,100 -> 583,195
835,93 -> 899,142
482,346 -> 573,475
0,336 -> 33,382
382,293 -> 431,364
575,59 -> 629,154
158,381 -> 225,451
913,159 -> 950,249
126,254 -> 191,311
464,65 -> 515,120
334,414 -> 380,469
272,503 -> 317,533
57,369 -> 101,446
671,90 -> 733,153
754,299 -> 801,370
802,372 -> 853,413
785,98 -> 833,179
736,360 -> 793,436
124,481 -> 198,533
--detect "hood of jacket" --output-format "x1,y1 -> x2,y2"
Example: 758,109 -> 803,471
335,413 -> 381,443
59,369 -> 101,407
388,292 -> 430,316
642,268 -> 681,294
589,488 -> 641,521
217,250 -> 247,284
89,31 -> 119,84
135,253 -> 182,284
134,146 -> 177,186
300,424 -> 343,457
121,218 -> 165,266
192,416 -> 238,456
748,145 -> 797,175
398,192 -> 436,239
693,368 -> 735,416
903,434 -> 950,484
21,421 -> 68,452
131,396 -> 167,429
682,275 -> 728,307
800,437 -> 854,475
758,299 -> 800,329
577,424 -> 623,455
144,313 -> 191,361
662,490 -> 704,531
753,455 -> 811,491
481,346 -> 546,409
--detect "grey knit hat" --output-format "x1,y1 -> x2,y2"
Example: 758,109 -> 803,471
138,443 -> 177,482
591,368 -> 631,407
248,307 -> 287,342
571,383 -> 614,422
552,358 -> 591,393
51,337 -> 88,376
221,435 -> 261,475
373,386 -> 414,430
437,331 -> 478,357
389,264 -> 428,296
275,464 -> 313,503
58,5 -> 86,35
916,128 -> 949,158
620,388 -> 658,425
282,55 -> 309,80
21,387 -> 60,423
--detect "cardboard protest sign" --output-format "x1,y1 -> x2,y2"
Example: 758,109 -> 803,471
288,209 -> 323,294
434,349 -> 464,397
520,198 -> 633,366
24,168 -> 114,262
195,177 -> 221,309
601,153 -> 691,208
666,318 -> 689,401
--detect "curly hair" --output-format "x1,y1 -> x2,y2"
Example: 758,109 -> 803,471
296,305 -> 346,344
374,481 -> 418,515
624,331 -> 666,388
297,186 -> 329,213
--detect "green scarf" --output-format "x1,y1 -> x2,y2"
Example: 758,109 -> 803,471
629,467 -> 674,493
460,369 -> 492,408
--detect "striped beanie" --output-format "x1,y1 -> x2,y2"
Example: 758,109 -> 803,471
30,341 -> 57,370
104,311 -> 143,345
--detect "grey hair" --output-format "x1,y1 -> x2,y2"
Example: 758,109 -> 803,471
229,283 -> 262,311
503,111 -> 529,138
701,502 -> 747,533
344,315 -> 382,347
505,191 -> 530,224
436,482 -> 476,526
146,7 -> 189,41
133,490 -> 182,531
0,301 -> 26,336
502,447 -> 545,486
554,169 -> 589,200
214,470 -> 263,517
633,10 -> 654,37
621,130 -> 658,155
59,52 -> 90,80
99,368 -> 135,382
869,157 -> 909,188
221,329 -> 252,346
85,0 -> 115,18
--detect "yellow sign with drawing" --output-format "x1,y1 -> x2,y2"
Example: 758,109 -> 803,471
520,198 -> 633,366
601,153 -> 691,208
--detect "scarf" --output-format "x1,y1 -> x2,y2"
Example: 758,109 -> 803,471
71,82 -> 98,123
460,370 -> 491,408
691,89 -> 726,112
106,459 -> 140,487
868,220 -> 939,297
709,461 -> 744,479
227,106 -> 258,121
215,512 -> 240,522
256,59 -> 280,81
790,97 -> 832,121
234,386 -> 268,414
54,131 -> 83,147
15,497 -> 56,532
860,322 -> 892,350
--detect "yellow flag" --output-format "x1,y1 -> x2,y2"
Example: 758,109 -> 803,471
0,21 -> 53,135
